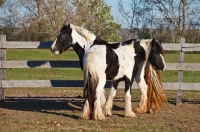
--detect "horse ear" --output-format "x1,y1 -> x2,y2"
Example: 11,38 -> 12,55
152,38 -> 156,47
64,23 -> 71,31
81,23 -> 85,29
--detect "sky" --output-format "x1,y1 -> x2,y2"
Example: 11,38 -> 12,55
105,0 -> 124,26
105,0 -> 131,28
105,0 -> 119,17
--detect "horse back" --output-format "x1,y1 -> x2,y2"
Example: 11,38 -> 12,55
93,37 -> 120,49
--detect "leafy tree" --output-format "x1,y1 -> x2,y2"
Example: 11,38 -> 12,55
0,0 -> 121,42
72,0 -> 121,41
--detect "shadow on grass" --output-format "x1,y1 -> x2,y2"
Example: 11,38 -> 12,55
2,96 -> 198,119
0,96 -> 84,119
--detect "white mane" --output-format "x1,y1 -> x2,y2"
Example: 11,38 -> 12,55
140,39 -> 152,60
66,23 -> 96,45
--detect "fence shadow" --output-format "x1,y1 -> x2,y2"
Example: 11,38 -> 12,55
0,96 -> 83,119
167,98 -> 200,105
0,96 -> 133,119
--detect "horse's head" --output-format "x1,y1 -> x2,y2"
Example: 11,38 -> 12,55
51,23 -> 96,54
148,39 -> 166,71
51,23 -> 73,54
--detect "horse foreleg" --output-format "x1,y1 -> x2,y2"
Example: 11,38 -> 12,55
93,79 -> 106,120
135,76 -> 148,113
104,81 -> 118,116
124,77 -> 136,117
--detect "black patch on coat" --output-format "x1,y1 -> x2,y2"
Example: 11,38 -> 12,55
112,80 -> 119,90
93,37 -> 120,49
124,76 -> 131,93
105,46 -> 120,80
72,42 -> 85,70
132,41 -> 146,79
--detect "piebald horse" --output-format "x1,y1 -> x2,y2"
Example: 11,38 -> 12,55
50,23 -> 167,120
82,39 -> 166,120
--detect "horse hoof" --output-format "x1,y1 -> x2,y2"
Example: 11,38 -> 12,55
124,114 -> 136,118
134,107 -> 147,113
80,114 -> 90,120
104,111 -> 112,117
103,108 -> 112,116
124,111 -> 136,118
93,113 -> 106,120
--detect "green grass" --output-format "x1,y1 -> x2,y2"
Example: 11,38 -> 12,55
7,49 -> 200,63
6,68 -> 83,80
5,49 -> 200,83
164,53 -> 200,63
7,49 -> 78,60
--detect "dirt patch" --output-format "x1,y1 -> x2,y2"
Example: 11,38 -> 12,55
0,88 -> 200,132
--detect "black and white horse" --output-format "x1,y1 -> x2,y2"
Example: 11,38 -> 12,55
50,23 -> 166,120
82,38 -> 166,120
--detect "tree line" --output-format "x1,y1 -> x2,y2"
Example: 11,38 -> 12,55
1,0 -> 200,43
0,0 -> 121,42
118,0 -> 200,43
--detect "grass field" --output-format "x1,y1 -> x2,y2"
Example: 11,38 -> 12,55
0,49 -> 199,132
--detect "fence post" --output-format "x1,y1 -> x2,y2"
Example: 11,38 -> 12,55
176,38 -> 185,105
0,35 -> 6,101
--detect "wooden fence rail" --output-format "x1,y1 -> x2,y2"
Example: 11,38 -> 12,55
0,35 -> 200,105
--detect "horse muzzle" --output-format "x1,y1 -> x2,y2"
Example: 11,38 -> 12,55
50,48 -> 61,54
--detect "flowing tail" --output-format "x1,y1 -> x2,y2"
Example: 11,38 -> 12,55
82,52 -> 98,119
145,62 -> 167,113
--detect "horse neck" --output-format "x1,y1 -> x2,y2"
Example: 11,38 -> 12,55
71,30 -> 92,69
71,28 -> 92,51
136,40 -> 151,60
72,43 -> 88,70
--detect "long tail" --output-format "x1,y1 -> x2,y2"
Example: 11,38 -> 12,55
145,62 -> 167,113
83,52 -> 98,118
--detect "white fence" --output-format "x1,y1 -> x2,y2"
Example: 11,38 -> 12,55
1,35 -> 200,105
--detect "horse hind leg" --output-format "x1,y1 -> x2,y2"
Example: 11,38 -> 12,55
93,77 -> 106,120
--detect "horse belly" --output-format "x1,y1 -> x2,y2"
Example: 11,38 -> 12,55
112,51 -> 135,80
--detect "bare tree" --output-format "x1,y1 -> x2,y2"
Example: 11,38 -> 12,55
118,0 -> 200,42
0,0 -> 25,40
1,0 -> 121,41
0,0 -> 6,6
118,0 -> 154,40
